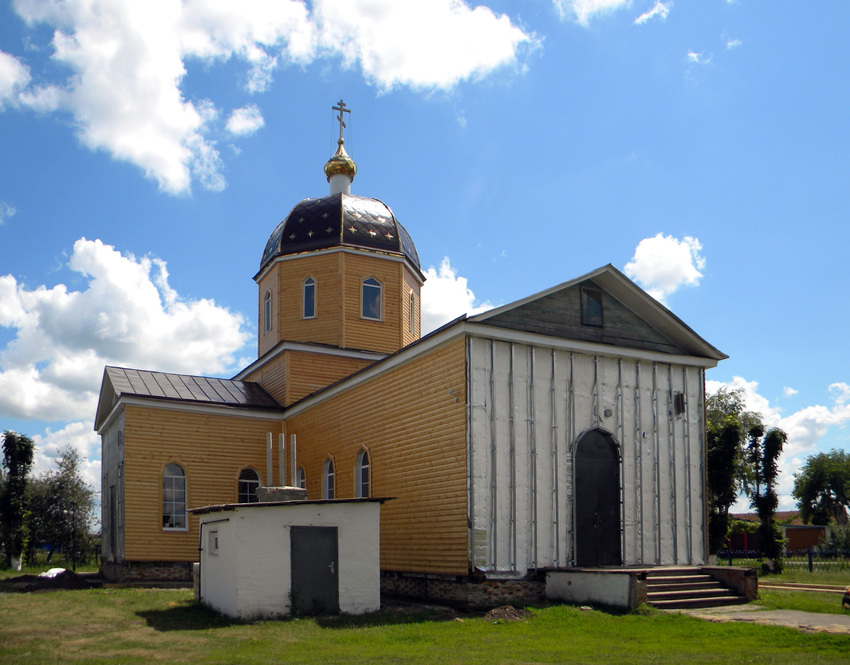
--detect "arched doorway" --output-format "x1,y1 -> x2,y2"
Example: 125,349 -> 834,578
574,429 -> 622,567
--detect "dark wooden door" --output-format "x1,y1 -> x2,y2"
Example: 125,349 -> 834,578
574,430 -> 622,567
290,526 -> 339,615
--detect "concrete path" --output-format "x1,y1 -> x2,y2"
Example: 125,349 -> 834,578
680,604 -> 850,635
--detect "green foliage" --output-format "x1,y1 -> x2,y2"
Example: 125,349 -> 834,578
747,427 -> 786,573
793,449 -> 850,526
816,524 -> 850,553
25,447 -> 97,566
0,431 -> 34,567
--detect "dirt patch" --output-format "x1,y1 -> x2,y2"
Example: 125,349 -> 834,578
0,570 -> 95,593
483,605 -> 532,623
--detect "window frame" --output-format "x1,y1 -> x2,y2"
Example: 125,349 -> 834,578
408,290 -> 415,334
162,463 -> 188,531
296,466 -> 306,490
323,458 -> 335,500
263,290 -> 272,333
361,277 -> 383,321
303,276 -> 316,319
237,467 -> 261,503
355,449 -> 371,498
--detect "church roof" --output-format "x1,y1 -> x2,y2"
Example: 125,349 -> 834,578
258,193 -> 420,275
94,366 -> 280,431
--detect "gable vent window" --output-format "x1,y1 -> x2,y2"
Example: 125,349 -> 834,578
581,287 -> 603,327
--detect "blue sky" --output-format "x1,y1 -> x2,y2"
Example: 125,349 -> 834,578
1,0 -> 848,511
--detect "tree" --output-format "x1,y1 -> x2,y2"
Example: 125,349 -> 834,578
705,387 -> 764,554
746,426 -> 787,572
1,431 -> 34,569
793,449 -> 850,526
26,447 -> 97,567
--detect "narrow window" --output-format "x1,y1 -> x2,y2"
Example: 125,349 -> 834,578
296,466 -> 306,490
303,276 -> 316,319
323,458 -> 335,499
362,277 -> 382,320
355,450 -> 370,498
238,468 -> 260,503
581,287 -> 603,327
408,290 -> 415,333
162,463 -> 187,530
263,290 -> 272,333
209,529 -> 219,556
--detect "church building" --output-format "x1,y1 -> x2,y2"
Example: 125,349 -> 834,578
94,102 -> 726,604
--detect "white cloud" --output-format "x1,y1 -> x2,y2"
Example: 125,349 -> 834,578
226,104 -> 265,136
420,257 -> 493,334
30,421 -> 102,494
0,50 -> 30,106
555,0 -> 632,26
314,0 -> 533,90
0,202 -> 16,225
783,386 -> 798,398
634,1 -> 670,25
707,376 -> 850,511
0,237 -> 251,422
725,37 -> 742,50
686,50 -> 712,65
623,233 -> 705,303
7,0 -> 532,194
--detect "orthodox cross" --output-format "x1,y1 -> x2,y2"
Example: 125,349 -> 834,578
332,99 -> 351,141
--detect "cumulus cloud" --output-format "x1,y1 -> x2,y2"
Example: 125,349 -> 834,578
707,376 -> 850,511
634,1 -> 670,25
226,104 -> 265,136
29,421 -> 102,493
0,237 -> 251,423
623,233 -> 705,303
783,386 -> 798,398
555,0 -> 632,26
6,0 -> 533,194
0,50 -> 30,106
420,257 -> 493,334
0,202 -> 16,225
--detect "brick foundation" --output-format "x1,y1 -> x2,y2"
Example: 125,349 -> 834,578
101,559 -> 194,583
381,571 -> 546,608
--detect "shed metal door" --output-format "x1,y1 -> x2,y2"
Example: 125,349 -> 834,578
574,430 -> 622,567
290,526 -> 339,615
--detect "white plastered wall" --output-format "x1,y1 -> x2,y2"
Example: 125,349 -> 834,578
199,501 -> 381,620
467,336 -> 706,575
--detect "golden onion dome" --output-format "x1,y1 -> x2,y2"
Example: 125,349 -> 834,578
323,138 -> 357,181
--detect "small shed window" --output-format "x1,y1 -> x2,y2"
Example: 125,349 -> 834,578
303,276 -> 316,318
208,529 -> 219,556
355,450 -> 370,498
263,290 -> 272,333
162,463 -> 187,530
323,458 -> 335,500
238,468 -> 260,503
296,466 -> 306,490
362,277 -> 382,320
581,287 -> 603,327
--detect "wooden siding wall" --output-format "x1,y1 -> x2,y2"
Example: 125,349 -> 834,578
340,253 -> 404,354
285,350 -> 375,405
402,268 -> 421,348
101,409 -> 125,562
122,406 -> 282,562
242,353 -> 288,407
468,336 -> 706,576
286,338 -> 468,575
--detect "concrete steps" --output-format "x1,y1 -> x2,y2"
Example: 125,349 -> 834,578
646,568 -> 750,610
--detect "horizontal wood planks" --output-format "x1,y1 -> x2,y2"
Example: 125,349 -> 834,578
287,338 -> 468,575
122,405 -> 282,561
286,350 -> 375,405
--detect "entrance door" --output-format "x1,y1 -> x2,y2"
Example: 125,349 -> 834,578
574,429 -> 622,567
290,526 -> 339,615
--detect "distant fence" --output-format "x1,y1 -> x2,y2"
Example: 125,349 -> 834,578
717,548 -> 850,573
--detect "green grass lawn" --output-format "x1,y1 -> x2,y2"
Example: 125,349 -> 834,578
1,588 -> 849,665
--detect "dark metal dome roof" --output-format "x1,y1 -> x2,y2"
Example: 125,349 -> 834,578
259,193 -> 420,274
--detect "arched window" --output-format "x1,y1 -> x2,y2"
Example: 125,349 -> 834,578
263,290 -> 272,333
408,290 -> 415,333
303,276 -> 316,319
362,277 -> 382,320
238,468 -> 260,503
323,458 -> 335,500
296,466 -> 306,490
355,449 -> 370,498
162,463 -> 187,530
